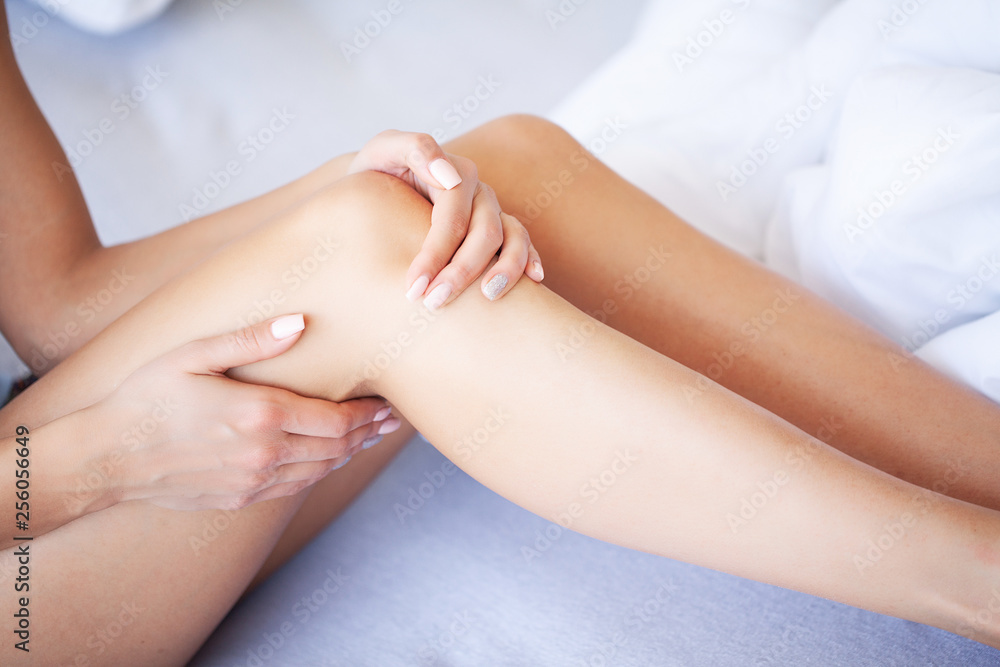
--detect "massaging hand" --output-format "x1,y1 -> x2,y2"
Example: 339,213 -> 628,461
79,314 -> 399,511
348,130 -> 544,309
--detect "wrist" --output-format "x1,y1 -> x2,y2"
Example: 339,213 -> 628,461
38,405 -> 123,519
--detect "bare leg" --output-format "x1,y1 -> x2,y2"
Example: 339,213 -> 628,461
1,171 -> 997,664
446,115 -> 1000,511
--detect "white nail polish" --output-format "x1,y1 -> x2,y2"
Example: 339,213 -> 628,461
429,158 -> 462,190
332,455 -> 352,470
533,261 -> 544,281
406,275 -> 430,302
362,435 -> 383,450
270,313 -> 305,340
423,283 -> 452,311
482,274 -> 508,301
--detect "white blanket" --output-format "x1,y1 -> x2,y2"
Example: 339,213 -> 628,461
553,0 -> 1000,402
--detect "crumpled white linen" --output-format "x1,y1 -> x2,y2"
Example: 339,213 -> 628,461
553,0 -> 1000,402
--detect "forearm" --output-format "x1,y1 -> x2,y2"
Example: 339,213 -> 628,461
0,7 -> 101,355
0,411 -> 109,549
1,1 -> 356,366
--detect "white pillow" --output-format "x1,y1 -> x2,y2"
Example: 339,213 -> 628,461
31,0 -> 174,35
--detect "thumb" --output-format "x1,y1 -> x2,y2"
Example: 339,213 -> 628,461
179,313 -> 306,375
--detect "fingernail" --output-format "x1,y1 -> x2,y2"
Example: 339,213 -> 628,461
332,455 -> 352,471
429,158 -> 462,190
271,314 -> 305,340
362,435 -> 384,450
406,275 -> 430,302
423,283 -> 452,312
482,274 -> 508,301
374,406 -> 392,422
378,417 -> 401,435
533,261 -> 544,281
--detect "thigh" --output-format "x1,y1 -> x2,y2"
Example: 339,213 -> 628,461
0,172 -> 426,665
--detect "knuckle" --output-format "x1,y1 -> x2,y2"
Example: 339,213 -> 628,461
476,182 -> 496,202
410,133 -> 440,158
461,159 -> 479,182
447,263 -> 477,287
228,493 -> 256,511
230,327 -> 265,357
242,445 -> 282,473
436,217 -> 470,246
510,224 -> 531,248
480,223 -> 504,250
241,400 -> 286,434
326,412 -> 352,438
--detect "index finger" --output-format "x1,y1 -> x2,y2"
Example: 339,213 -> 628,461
404,179 -> 478,302
350,130 -> 463,191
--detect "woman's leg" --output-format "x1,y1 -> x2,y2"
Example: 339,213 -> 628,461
445,115 -> 1000,511
2,171 -> 997,663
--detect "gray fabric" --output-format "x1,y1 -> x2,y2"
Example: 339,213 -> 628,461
193,436 -> 997,666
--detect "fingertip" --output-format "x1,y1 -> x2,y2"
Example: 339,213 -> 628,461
530,260 -> 544,282
482,273 -> 509,301
429,158 -> 462,190
378,417 -> 402,435
406,274 -> 431,302
270,313 -> 305,340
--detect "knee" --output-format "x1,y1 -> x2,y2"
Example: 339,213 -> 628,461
479,114 -> 580,153
290,170 -> 432,279
463,114 -> 583,167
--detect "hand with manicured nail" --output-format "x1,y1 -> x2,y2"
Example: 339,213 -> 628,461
78,314 -> 399,512
347,130 -> 544,310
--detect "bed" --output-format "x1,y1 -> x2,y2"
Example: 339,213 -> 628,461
5,0 -> 999,664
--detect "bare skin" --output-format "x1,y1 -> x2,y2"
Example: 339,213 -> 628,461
0,149 -> 997,663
